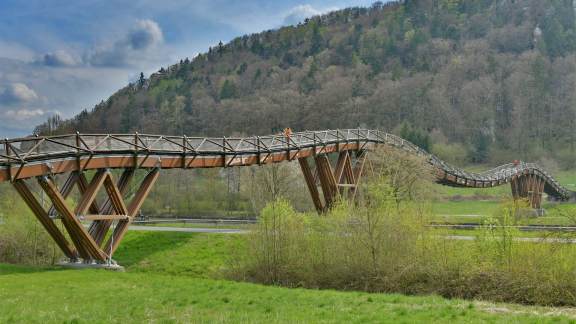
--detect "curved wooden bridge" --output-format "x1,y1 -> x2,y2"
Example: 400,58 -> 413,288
0,129 -> 573,264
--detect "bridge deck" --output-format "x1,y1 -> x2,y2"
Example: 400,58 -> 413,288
0,129 -> 572,200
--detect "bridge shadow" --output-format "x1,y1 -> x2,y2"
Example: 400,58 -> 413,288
112,231 -> 192,268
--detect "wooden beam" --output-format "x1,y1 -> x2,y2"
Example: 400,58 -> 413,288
315,155 -> 338,208
510,176 -> 519,200
47,172 -> 79,217
537,178 -> 545,209
351,151 -> 368,199
74,169 -> 107,216
77,172 -> 101,215
89,169 -> 134,245
102,173 -> 128,216
333,151 -> 348,185
104,168 -> 160,256
298,157 -> 323,213
82,215 -> 129,221
343,153 -> 356,186
13,180 -> 77,259
38,176 -> 108,261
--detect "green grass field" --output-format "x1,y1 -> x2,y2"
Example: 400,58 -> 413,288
2,231 -> 576,323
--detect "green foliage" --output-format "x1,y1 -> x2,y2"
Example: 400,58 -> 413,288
148,78 -> 183,102
219,79 -> 238,100
236,191 -> 576,306
431,142 -> 469,165
399,122 -> 431,151
0,185 -> 60,265
309,22 -> 324,55
468,130 -> 491,163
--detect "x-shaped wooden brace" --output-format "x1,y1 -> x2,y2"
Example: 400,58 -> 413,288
13,168 -> 159,262
510,173 -> 546,209
299,150 -> 368,213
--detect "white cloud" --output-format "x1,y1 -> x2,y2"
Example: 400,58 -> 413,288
87,19 -> 164,67
0,57 -> 134,137
3,108 -> 48,121
0,83 -> 38,104
129,20 -> 164,50
41,50 -> 79,67
0,40 -> 36,61
283,4 -> 325,26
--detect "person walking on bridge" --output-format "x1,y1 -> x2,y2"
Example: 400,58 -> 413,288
283,127 -> 292,139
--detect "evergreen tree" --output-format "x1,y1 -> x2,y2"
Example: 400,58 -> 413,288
220,80 -> 238,100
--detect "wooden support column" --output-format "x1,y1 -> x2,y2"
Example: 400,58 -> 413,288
531,177 -> 544,209
13,180 -> 77,259
89,169 -> 134,245
314,154 -> 338,209
510,176 -> 519,200
103,168 -> 160,256
298,157 -> 323,213
38,175 -> 108,261
333,151 -> 348,186
520,175 -> 528,198
536,178 -> 545,209
529,174 -> 537,208
300,151 -> 361,214
522,175 -> 531,206
350,151 -> 368,199
511,174 -> 547,210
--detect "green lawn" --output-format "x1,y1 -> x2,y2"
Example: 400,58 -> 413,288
114,231 -> 244,278
138,222 -> 250,230
3,266 -> 576,323
2,232 -> 576,323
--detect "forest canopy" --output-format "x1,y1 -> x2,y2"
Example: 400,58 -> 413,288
36,0 -> 576,167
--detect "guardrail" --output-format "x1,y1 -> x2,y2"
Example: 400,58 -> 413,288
0,129 -> 572,200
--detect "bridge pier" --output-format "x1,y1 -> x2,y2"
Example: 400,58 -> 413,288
299,150 -> 368,213
510,173 -> 545,210
13,168 -> 159,264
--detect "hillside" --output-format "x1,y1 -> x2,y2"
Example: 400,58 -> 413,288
36,0 -> 576,166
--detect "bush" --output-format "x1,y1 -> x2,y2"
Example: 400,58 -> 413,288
432,142 -> 469,166
0,188 -> 60,265
231,151 -> 576,306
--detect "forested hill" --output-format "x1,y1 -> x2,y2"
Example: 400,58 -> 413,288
37,0 -> 576,166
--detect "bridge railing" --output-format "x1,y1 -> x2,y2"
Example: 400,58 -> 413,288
0,129 -> 571,199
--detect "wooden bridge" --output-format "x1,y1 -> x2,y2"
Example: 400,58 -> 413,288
0,129 -> 573,264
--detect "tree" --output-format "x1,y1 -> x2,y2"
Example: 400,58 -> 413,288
220,80 -> 238,100
399,122 -> 431,151
138,72 -> 145,88
468,129 -> 491,163
368,146 -> 434,205
310,23 -> 324,55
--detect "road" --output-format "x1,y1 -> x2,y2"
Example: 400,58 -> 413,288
129,225 -> 576,244
129,225 -> 248,234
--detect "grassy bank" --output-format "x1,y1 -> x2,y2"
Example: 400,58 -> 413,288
4,265 -> 576,323
2,232 -> 576,323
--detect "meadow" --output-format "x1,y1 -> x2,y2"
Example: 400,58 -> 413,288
2,231 -> 576,323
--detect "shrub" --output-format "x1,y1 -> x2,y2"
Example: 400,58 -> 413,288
0,189 -> 60,265
231,150 -> 576,306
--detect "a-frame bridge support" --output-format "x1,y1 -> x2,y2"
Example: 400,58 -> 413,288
299,150 -> 368,213
12,168 -> 159,265
510,172 -> 546,210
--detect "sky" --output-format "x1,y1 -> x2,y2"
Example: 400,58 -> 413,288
0,0 -> 378,138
